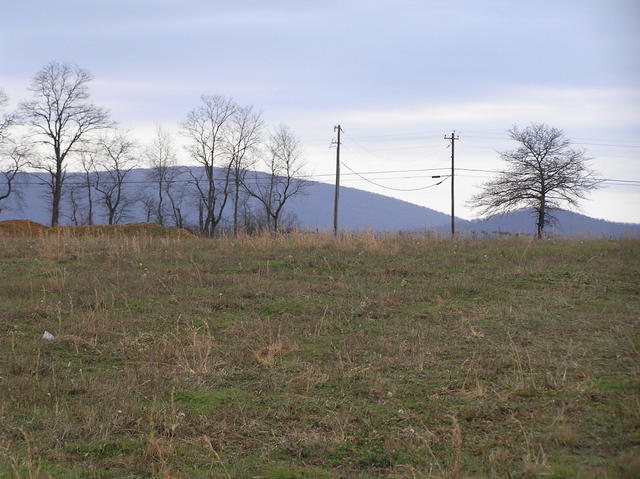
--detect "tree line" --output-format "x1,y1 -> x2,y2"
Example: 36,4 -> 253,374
1,62 -> 601,238
0,61 -> 307,234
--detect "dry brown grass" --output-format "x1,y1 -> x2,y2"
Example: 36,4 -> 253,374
0,219 -> 194,240
0,232 -> 638,478
0,219 -> 49,237
51,222 -> 195,238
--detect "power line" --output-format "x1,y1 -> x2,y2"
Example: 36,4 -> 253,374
9,170 -> 640,187
342,173 -> 453,181
339,160 -> 449,192
305,134 -> 640,150
335,132 -> 640,184
444,133 -> 640,149
600,178 -> 640,184
314,167 -> 451,177
341,133 -> 449,159
456,168 -> 504,173
574,142 -> 640,149
322,129 -> 640,147
342,131 -> 444,141
345,143 -> 448,153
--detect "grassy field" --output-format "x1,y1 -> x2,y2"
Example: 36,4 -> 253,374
0,232 -> 638,478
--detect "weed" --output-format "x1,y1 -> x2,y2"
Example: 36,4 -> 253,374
0,232 -> 638,477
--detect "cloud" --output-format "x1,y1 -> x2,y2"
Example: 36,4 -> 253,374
335,87 -> 640,130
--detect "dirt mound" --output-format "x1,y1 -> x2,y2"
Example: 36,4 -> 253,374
0,220 -> 194,238
0,220 -> 49,237
52,223 -> 195,238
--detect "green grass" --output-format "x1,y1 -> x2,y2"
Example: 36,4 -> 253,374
174,388 -> 250,414
0,232 -> 638,478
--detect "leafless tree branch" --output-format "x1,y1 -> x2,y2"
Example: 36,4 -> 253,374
469,123 -> 600,238
93,129 -> 138,225
226,105 -> 262,236
18,62 -> 112,225
242,125 -> 307,233
181,95 -> 236,235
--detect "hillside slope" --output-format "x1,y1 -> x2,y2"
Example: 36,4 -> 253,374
2,167 -> 638,236
458,208 -> 640,237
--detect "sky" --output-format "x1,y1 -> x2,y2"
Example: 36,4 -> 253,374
1,0 -> 639,223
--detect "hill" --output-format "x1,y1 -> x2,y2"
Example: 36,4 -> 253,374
455,208 -> 640,237
2,167 -> 638,236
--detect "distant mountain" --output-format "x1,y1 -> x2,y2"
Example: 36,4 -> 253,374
456,209 -> 640,237
1,167 -> 452,232
2,167 -> 638,237
287,181 -> 451,231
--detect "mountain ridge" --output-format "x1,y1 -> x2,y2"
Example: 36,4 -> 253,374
2,167 -> 638,237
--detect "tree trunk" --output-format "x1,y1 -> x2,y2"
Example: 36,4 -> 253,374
86,175 -> 93,226
206,165 -> 214,236
50,146 -> 63,226
157,181 -> 164,226
233,181 -> 239,236
51,167 -> 62,226
536,198 -> 546,239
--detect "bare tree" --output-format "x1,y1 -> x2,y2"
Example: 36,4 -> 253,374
243,125 -> 307,233
78,147 -> 98,225
182,95 -> 236,235
158,160 -> 187,229
0,138 -> 29,214
0,90 -> 27,214
19,62 -> 111,226
141,196 -> 155,223
0,89 -> 15,143
227,105 -> 262,235
62,145 -> 98,226
237,189 -> 267,234
470,123 -> 600,238
93,130 -> 138,225
145,126 -> 181,226
66,182 -> 85,226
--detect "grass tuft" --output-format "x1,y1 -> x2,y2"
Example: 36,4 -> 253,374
0,232 -> 638,477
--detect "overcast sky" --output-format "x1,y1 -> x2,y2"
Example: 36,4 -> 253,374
1,0 -> 639,222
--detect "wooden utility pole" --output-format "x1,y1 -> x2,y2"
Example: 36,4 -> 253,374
444,131 -> 459,237
333,125 -> 342,236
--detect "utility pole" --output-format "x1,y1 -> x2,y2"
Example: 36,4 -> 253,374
333,125 -> 342,236
444,131 -> 459,237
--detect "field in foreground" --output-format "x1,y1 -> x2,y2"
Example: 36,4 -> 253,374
0,233 -> 638,478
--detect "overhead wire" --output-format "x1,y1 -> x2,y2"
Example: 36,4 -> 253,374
339,160 -> 449,192
331,129 -> 640,148
340,129 -> 450,158
10,167 -> 640,188
7,128 -> 639,191
332,128 -> 453,191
